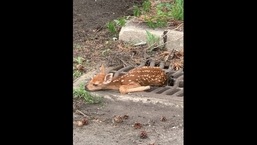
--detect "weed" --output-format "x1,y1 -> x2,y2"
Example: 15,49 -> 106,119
145,2 -> 173,28
133,5 -> 141,17
73,57 -> 85,80
73,70 -> 83,80
171,0 -> 183,20
106,21 -> 116,34
106,17 -> 127,35
74,57 -> 85,64
114,17 -> 126,27
142,0 -> 151,12
133,0 -> 183,29
156,2 -> 172,18
146,17 -> 168,28
145,30 -> 160,51
73,84 -> 102,104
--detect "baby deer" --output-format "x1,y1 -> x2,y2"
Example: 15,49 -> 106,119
85,64 -> 167,94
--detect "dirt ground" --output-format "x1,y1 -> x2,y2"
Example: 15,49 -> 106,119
73,97 -> 183,145
73,0 -> 182,75
73,0 -> 145,76
73,0 -> 141,44
73,0 -> 183,144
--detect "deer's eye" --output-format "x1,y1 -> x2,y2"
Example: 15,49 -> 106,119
93,84 -> 98,87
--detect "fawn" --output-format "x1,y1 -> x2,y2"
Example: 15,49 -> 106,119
85,64 -> 167,94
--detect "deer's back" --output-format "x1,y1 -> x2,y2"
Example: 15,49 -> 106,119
117,67 -> 167,86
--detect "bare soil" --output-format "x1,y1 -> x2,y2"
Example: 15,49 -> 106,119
73,96 -> 183,145
73,0 -> 145,76
73,0 -> 182,75
73,0 -> 183,144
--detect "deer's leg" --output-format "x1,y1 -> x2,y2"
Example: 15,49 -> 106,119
119,82 -> 150,94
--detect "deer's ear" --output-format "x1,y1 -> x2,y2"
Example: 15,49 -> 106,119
103,73 -> 113,84
100,64 -> 105,74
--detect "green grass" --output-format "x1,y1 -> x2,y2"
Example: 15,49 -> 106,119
133,0 -> 183,29
171,0 -> 183,20
114,17 -> 126,27
133,5 -> 141,17
73,71 -> 83,80
73,57 -> 85,80
106,17 -> 126,35
106,21 -> 116,34
145,30 -> 160,51
74,57 -> 85,64
142,0 -> 151,12
73,84 -> 102,104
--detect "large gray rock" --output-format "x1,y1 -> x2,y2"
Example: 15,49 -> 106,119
119,18 -> 183,51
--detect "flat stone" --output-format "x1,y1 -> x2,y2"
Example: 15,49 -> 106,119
166,30 -> 183,51
119,18 -> 183,51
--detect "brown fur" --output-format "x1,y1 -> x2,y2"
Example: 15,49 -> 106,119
85,64 -> 167,94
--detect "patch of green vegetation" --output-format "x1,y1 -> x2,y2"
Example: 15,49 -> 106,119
106,21 -> 116,34
133,0 -> 183,29
73,71 -> 83,80
133,5 -> 141,17
171,0 -> 183,20
114,17 -> 126,27
73,57 -> 86,80
145,17 -> 168,28
106,17 -> 127,35
142,0 -> 151,12
74,56 -> 85,64
145,30 -> 160,51
73,84 -> 102,104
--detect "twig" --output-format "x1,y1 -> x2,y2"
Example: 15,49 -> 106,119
117,57 -> 129,66
164,49 -> 175,62
75,110 -> 90,118
163,30 -> 168,50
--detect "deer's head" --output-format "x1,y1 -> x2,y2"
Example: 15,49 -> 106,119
85,64 -> 114,91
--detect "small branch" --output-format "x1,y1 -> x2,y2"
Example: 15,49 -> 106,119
75,110 -> 90,118
117,58 -> 129,66
163,30 -> 168,50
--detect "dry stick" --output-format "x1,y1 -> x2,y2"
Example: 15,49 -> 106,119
106,64 -> 124,73
117,57 -> 129,66
75,110 -> 90,118
164,48 -> 175,62
163,30 -> 168,50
